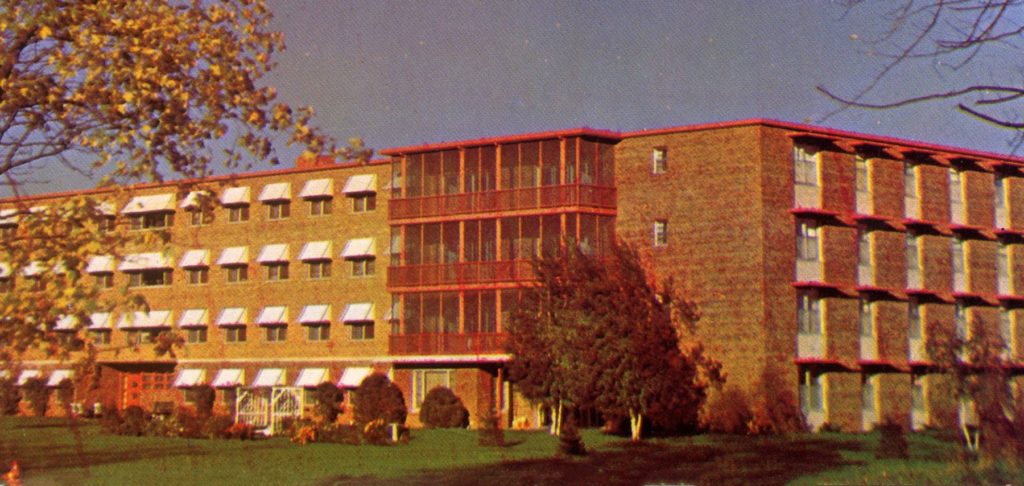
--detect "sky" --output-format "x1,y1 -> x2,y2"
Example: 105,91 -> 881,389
12,1 -> 1024,195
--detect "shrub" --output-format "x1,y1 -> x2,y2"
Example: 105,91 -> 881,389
190,385 -> 216,419
319,424 -> 362,445
54,378 -> 74,412
201,415 -> 235,439
746,370 -> 805,434
313,382 -> 342,424
419,387 -> 469,429
361,419 -> 393,445
120,406 -> 150,436
352,373 -> 406,428
225,422 -> 256,440
700,387 -> 752,434
558,414 -> 586,456
0,379 -> 19,416
876,419 -> 909,459
21,377 -> 49,417
478,408 -> 505,447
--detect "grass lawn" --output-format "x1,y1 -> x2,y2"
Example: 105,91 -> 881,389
0,416 -> 1021,485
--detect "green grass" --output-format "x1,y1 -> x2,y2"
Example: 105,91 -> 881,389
1,416 -> 1022,485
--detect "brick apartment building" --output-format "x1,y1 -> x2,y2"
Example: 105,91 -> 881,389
5,118 -> 1023,432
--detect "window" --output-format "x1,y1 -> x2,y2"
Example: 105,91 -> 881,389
350,322 -> 374,340
653,220 -> 668,247
797,292 -> 821,335
265,326 -> 287,342
129,213 -> 172,230
89,330 -> 111,345
266,263 -> 289,281
952,238 -> 966,277
228,205 -> 250,223
351,259 -> 375,277
800,372 -> 824,412
127,270 -> 171,287
855,156 -> 869,194
95,273 -> 113,289
911,377 -> 925,412
186,327 -> 207,344
908,300 -> 922,339
188,209 -> 212,226
858,229 -> 871,267
859,298 -> 873,337
793,145 -> 819,186
267,201 -> 290,220
128,329 -> 159,345
226,265 -> 248,283
309,198 -> 332,216
862,376 -> 876,412
999,243 -> 1010,287
955,304 -> 968,340
412,369 -> 453,408
904,163 -> 918,199
796,220 -> 819,261
307,261 -> 331,279
906,234 -> 920,271
186,268 -> 209,285
307,324 -> 330,342
949,168 -> 963,204
651,147 -> 667,174
1000,309 -> 1013,352
224,326 -> 246,343
98,217 -> 115,233
996,176 -> 1007,211
0,226 -> 15,240
352,194 -> 376,213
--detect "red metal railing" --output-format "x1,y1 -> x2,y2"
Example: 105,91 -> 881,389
389,332 -> 507,355
389,184 -> 616,219
388,259 -> 534,287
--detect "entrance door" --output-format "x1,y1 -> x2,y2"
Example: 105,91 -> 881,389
122,373 -> 143,410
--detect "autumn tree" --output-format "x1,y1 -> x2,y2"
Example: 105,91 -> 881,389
0,0 -> 369,363
505,242 -> 722,441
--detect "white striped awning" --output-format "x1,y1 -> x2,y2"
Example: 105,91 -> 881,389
179,249 -> 210,268
212,368 -> 244,388
337,367 -> 372,388
217,247 -> 249,266
256,306 -> 288,325
294,368 -> 329,388
22,261 -> 45,277
89,313 -> 113,330
173,368 -> 205,388
341,238 -> 375,259
298,241 -> 332,261
47,369 -> 73,387
216,308 -> 247,327
54,315 -> 77,331
179,309 -> 209,328
85,255 -> 114,274
256,244 -> 289,263
299,178 -> 333,199
179,190 -> 210,209
342,174 -> 377,194
221,186 -> 251,205
122,194 -> 175,214
16,370 -> 39,386
118,311 -> 172,329
118,252 -> 172,271
258,182 -> 291,201
341,303 -> 374,323
297,305 -> 331,324
251,368 -> 285,388
0,208 -> 18,225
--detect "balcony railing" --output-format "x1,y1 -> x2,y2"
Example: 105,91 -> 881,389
389,332 -> 507,355
388,260 -> 535,287
389,184 -> 616,220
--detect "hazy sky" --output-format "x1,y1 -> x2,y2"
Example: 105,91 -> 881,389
12,1 -> 1024,195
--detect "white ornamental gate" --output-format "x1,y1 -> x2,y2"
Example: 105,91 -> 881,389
234,387 -> 303,435
235,388 -> 270,429
269,387 -> 302,434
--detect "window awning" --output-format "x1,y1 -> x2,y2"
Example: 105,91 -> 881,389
298,241 -> 332,261
47,369 -> 73,387
258,182 -> 291,201
251,368 -> 285,388
257,244 -> 289,263
256,306 -> 288,325
341,238 -> 376,259
179,309 -> 209,328
298,305 -> 331,324
299,178 -> 333,199
179,190 -> 210,209
179,249 -> 210,268
217,308 -> 247,326
337,367 -> 372,388
118,252 -> 172,271
118,310 -> 172,329
85,255 -> 114,274
294,368 -> 329,388
22,261 -> 45,277
173,368 -> 205,388
0,208 -> 18,225
217,246 -> 249,266
121,193 -> 175,214
212,368 -> 244,388
221,186 -> 251,205
89,313 -> 112,330
342,174 -> 377,194
55,315 -> 77,331
17,370 -> 39,386
341,303 -> 374,323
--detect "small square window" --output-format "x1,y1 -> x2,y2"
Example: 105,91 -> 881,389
653,220 -> 668,247
307,261 -> 331,279
127,269 -> 171,287
188,210 -> 212,226
89,330 -> 111,345
350,322 -> 374,340
226,265 -> 248,283
187,327 -> 207,344
267,202 -> 290,220
187,268 -> 209,285
652,147 -> 667,175
265,326 -> 287,342
309,199 -> 332,216
353,194 -> 377,213
351,259 -> 375,277
267,263 -> 290,281
224,326 -> 247,343
307,324 -> 330,342
95,273 -> 113,289
228,205 -> 250,223
98,217 -> 116,233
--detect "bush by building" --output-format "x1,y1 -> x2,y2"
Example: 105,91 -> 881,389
313,382 -> 342,424
419,387 -> 469,429
0,379 -> 19,416
352,373 -> 406,428
21,377 -> 50,417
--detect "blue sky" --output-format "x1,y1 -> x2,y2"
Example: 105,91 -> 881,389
13,1 -> 1024,195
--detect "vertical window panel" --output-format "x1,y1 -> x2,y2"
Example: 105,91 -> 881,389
541,140 -> 560,186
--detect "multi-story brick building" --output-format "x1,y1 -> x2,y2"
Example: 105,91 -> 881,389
6,118 -> 1023,432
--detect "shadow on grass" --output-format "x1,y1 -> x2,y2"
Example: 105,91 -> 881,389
316,435 -> 864,486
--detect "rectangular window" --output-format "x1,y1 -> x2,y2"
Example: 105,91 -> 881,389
955,304 -> 968,340
350,322 -> 374,340
98,217 -> 115,233
267,202 -> 290,220
226,265 -> 248,283
796,220 -> 820,261
862,376 -> 876,412
799,372 -> 824,412
266,263 -> 289,281
858,229 -> 871,267
186,327 -> 207,344
1000,309 -> 1013,353
999,243 -> 1010,285
859,298 -> 873,337
905,164 -> 918,200
651,147 -> 667,175
908,300 -> 922,339
949,169 -> 963,204
89,330 -> 111,345
228,205 -> 250,223
186,268 -> 209,285
224,326 -> 246,343
129,213 -> 172,230
265,326 -> 287,342
307,261 -> 331,279
351,259 -> 375,277
352,194 -> 376,213
996,176 -> 1007,211
309,199 -> 332,216
855,156 -> 869,194
953,238 -> 966,277
653,220 -> 668,247
412,369 -> 452,408
95,273 -> 113,289
906,234 -> 920,271
797,292 -> 821,335
127,270 -> 171,287
307,324 -> 330,342
188,210 -> 212,226
911,378 -> 925,412
793,145 -> 819,186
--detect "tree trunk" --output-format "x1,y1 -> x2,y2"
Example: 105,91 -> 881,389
555,400 -> 563,436
629,409 -> 643,441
